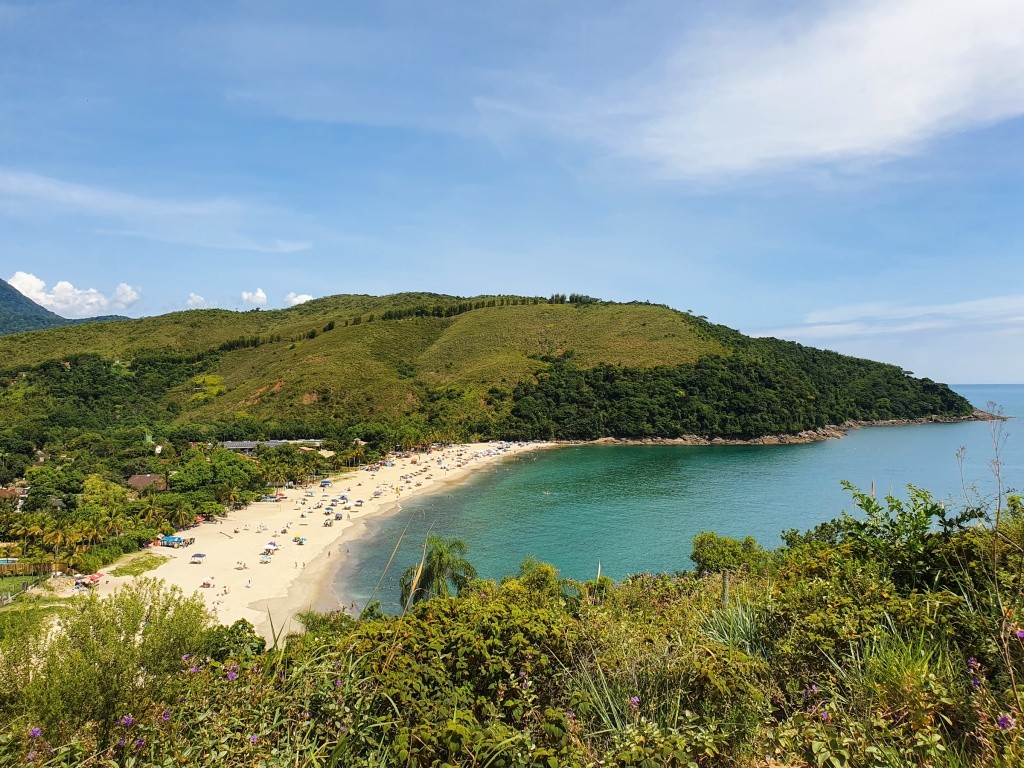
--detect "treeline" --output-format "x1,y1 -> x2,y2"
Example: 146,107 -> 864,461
377,293 -> 602,322
499,348 -> 972,440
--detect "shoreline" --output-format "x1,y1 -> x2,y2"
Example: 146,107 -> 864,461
74,441 -> 550,640
571,409 -> 1005,447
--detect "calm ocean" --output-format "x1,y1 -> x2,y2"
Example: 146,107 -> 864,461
331,384 -> 1024,611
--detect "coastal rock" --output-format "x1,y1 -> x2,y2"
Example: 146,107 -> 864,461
579,409 -> 1004,448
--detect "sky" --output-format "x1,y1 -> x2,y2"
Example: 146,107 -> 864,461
2,1 -> 1024,383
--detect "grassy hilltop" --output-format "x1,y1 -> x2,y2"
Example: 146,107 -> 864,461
0,292 -> 971,445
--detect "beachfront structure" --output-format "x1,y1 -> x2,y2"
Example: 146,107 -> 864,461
219,439 -> 323,455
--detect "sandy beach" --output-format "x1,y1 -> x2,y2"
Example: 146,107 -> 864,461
74,441 -> 547,639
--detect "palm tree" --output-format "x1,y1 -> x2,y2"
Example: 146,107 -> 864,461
138,493 -> 164,525
399,535 -> 477,610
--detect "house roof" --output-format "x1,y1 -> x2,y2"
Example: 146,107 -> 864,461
126,474 -> 168,492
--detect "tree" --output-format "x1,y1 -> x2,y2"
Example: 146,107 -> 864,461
690,531 -> 768,576
399,535 -> 477,609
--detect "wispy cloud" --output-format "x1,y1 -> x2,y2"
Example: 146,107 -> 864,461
0,168 -> 312,253
8,271 -> 141,318
485,0 -> 1024,178
758,293 -> 1024,341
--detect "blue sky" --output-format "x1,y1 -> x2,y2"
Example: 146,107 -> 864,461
2,0 -> 1024,383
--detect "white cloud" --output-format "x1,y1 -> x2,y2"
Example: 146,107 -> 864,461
186,292 -> 208,308
501,0 -> 1024,177
112,282 -> 141,309
241,288 -> 267,307
7,271 -> 140,318
0,168 -> 314,253
285,291 -> 313,306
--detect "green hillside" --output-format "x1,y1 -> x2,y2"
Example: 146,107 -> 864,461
0,292 -> 971,447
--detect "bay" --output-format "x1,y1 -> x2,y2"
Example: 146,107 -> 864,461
332,384 -> 1024,611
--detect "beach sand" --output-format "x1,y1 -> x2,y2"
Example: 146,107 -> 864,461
73,442 -> 545,639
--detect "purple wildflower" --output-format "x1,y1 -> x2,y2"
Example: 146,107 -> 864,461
160,709 -> 171,722
182,653 -> 191,661
117,738 -> 126,747
227,670 -> 238,681
249,734 -> 258,744
119,714 -> 134,727
566,710 -> 576,721
821,710 -> 831,722
998,715 -> 1016,731
629,696 -> 640,711
334,679 -> 343,687
134,738 -> 145,750
1016,630 -> 1024,640
29,727 -> 41,739
967,657 -> 980,672
971,677 -> 981,689
26,752 -> 35,763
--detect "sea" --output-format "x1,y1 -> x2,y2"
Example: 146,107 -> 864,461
330,384 -> 1024,611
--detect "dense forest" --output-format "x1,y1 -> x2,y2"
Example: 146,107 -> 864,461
502,346 -> 970,440
1,485 -> 1022,766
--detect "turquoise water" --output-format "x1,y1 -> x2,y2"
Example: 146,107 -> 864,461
332,385 -> 1023,610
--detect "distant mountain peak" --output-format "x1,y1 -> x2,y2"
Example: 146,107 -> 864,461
0,279 -> 129,336
0,278 -> 67,335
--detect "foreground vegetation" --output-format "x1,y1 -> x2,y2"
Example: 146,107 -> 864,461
2,484 -> 1022,767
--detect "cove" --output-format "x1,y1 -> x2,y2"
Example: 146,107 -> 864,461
332,384 -> 1023,611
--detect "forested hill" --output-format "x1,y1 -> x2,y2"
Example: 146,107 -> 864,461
0,292 -> 972,451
